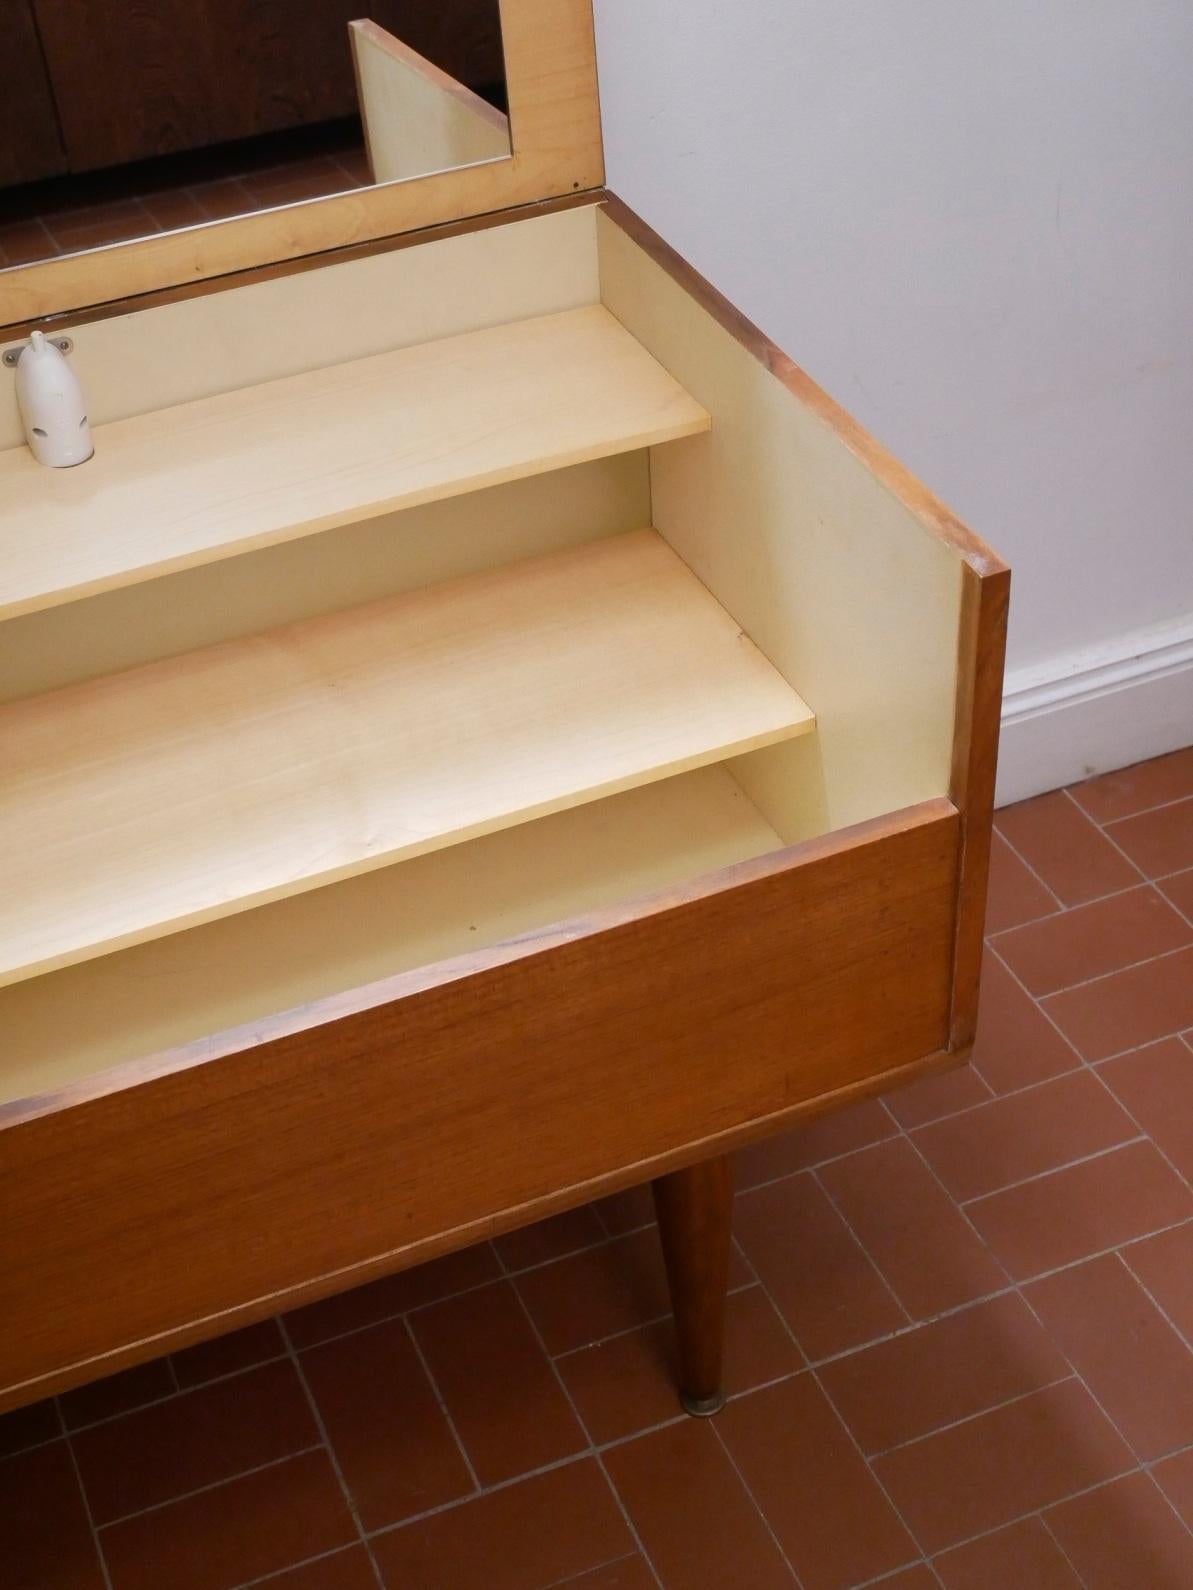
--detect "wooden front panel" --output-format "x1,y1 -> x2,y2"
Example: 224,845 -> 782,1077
0,800 -> 958,1405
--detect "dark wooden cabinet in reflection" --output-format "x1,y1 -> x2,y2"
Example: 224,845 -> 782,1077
3,0 -> 504,183
2,1 -> 66,187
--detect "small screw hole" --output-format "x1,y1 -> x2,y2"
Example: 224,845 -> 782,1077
80,415 -> 88,426
32,427 -> 47,436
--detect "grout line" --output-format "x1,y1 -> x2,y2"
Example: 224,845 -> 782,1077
1082,786 -> 1193,856
735,1125 -> 902,1196
1144,1442 -> 1193,1546
753,1205 -> 1185,1384
894,1092 -> 1168,1482
959,1136 -> 1148,1207
731,1230 -> 760,1287
1138,1471 -> 1193,1548
743,1137 -> 944,1568
928,1468 -> 1144,1568
1036,1509 -> 1092,1587
864,1375 -> 1077,1461
541,1554 -> 650,1588
990,825 -> 1069,913
277,1318 -> 387,1590
96,1445 -> 324,1530
230,1544 -> 374,1590
63,1427 -> 116,1590
507,1266 -> 666,1590
717,1233 -> 904,1583
365,1450 -> 595,1541
1059,787 -> 1151,885
897,1064 -> 1113,1138
990,944 -> 1193,1201
1074,787 -> 1193,829
723,1367 -> 804,1406
852,1562 -> 945,1590
401,1314 -> 484,1494
805,1288 -> 1020,1371
59,1354 -> 291,1437
590,1452 -> 666,1590
810,1358 -> 933,1571
1032,940 -> 1193,1004
710,1421 -> 806,1586
1016,1281 -> 1157,1472
0,1431 -> 63,1461
997,808 -> 1193,924
1157,873 -> 1193,931
546,1280 -> 758,1363
810,1168 -> 916,1327
859,1062 -> 1161,1533
1114,1249 -> 1193,1354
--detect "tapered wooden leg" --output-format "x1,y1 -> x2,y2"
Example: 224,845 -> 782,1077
652,1153 -> 734,1417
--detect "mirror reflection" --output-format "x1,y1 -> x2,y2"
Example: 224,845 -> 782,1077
0,2 -> 508,272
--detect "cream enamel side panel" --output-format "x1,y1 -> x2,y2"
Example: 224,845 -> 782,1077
0,205 -> 601,449
1,454 -> 650,702
596,211 -> 963,840
0,766 -> 782,1105
351,21 -> 510,185
0,531 -> 813,986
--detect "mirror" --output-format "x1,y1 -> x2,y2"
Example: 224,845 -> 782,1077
0,2 -> 509,273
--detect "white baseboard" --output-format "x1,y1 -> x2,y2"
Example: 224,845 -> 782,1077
996,613 -> 1193,806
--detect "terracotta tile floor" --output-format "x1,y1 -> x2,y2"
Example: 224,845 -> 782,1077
3,748 -> 1193,1588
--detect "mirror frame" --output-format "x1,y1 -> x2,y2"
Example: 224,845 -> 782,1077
0,0 -> 602,334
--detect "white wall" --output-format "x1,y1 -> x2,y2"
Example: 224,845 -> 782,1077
594,0 -> 1193,799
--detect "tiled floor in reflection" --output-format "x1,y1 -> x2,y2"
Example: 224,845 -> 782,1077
3,748 -> 1192,1588
0,123 -> 369,268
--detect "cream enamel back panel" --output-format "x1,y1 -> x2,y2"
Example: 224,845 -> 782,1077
0,206 -> 600,450
596,210 -> 963,840
1,455 -> 649,702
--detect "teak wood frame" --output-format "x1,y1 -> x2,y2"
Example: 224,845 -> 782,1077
0,194 -> 1008,1419
0,0 -> 602,329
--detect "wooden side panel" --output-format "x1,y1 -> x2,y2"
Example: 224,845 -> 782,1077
351,20 -> 509,187
0,801 -> 958,1403
949,562 -> 1011,1046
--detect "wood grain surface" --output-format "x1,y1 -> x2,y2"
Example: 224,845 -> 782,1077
0,798 -> 958,1406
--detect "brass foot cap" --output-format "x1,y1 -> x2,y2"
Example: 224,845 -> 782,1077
681,1390 -> 726,1418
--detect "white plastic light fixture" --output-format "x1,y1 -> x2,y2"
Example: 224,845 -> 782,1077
15,330 -> 94,468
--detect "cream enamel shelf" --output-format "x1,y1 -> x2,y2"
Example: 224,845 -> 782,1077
0,530 -> 814,988
0,306 -> 709,621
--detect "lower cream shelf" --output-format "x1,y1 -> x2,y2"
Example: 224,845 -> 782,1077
0,528 -> 814,989
0,764 -> 784,1106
